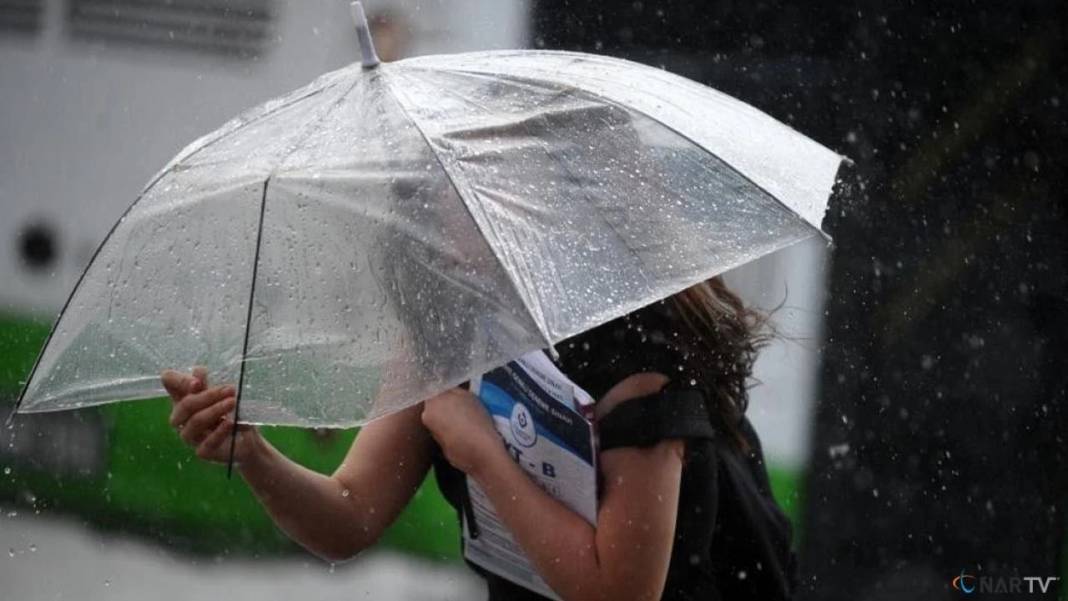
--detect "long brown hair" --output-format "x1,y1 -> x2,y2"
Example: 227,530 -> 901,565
665,275 -> 781,453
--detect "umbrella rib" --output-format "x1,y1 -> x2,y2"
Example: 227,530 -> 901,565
226,76 -> 364,475
6,81 -> 341,427
420,66 -> 832,243
159,82 -> 339,178
6,163 -> 173,425
598,90 -> 833,244
380,68 -> 560,358
228,177 -> 270,478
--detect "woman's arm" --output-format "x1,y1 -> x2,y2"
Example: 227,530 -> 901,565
239,402 -> 436,562
422,373 -> 684,601
162,369 -> 435,563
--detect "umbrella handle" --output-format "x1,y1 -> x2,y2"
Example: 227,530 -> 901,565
350,2 -> 381,69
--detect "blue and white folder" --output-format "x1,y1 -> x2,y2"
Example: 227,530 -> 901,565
463,349 -> 597,600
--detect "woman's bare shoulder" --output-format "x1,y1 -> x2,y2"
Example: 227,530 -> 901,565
594,371 -> 670,420
595,372 -> 686,462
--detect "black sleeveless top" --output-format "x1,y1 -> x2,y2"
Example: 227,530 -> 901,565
431,299 -> 798,600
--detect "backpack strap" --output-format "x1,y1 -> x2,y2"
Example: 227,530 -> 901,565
597,386 -> 719,451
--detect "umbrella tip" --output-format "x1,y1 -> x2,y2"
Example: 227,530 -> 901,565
350,1 -> 381,69
546,344 -> 561,362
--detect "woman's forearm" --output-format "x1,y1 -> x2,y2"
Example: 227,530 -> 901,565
423,379 -> 681,601
237,434 -> 382,561
469,449 -> 609,601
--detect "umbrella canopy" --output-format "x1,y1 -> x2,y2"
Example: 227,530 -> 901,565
14,4 -> 845,429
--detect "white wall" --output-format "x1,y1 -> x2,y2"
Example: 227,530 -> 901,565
724,234 -> 831,469
0,0 -> 529,313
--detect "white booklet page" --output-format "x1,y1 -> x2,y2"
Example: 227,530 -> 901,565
463,349 -> 597,600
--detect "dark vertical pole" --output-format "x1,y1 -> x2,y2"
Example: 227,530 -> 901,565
229,178 -> 270,479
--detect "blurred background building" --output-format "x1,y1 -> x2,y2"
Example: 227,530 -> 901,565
1,0 -> 1064,599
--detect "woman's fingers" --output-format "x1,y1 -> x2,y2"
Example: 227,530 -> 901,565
192,366 -> 209,389
159,366 -> 246,462
161,366 -> 209,403
180,396 -> 236,446
170,384 -> 235,428
160,370 -> 191,402
160,370 -> 183,402
197,418 -> 235,460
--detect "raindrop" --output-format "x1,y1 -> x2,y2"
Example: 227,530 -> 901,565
828,443 -> 850,459
341,489 -> 351,498
2,467 -> 10,475
28,544 -> 36,553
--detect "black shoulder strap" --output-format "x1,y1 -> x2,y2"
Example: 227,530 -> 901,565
598,387 -> 718,451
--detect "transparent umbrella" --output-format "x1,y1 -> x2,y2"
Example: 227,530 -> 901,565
12,3 -> 845,447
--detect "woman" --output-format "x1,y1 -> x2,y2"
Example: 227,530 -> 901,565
161,276 -> 797,600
